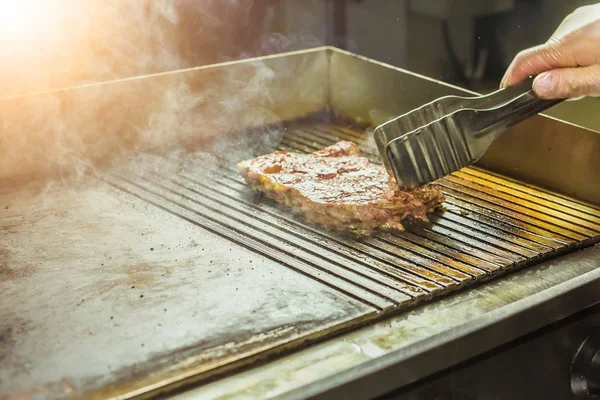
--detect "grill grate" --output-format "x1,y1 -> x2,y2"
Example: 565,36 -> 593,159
108,120 -> 600,312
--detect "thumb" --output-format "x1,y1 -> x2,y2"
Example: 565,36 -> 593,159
533,65 -> 600,99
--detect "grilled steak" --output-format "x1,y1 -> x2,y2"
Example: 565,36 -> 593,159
236,141 -> 444,234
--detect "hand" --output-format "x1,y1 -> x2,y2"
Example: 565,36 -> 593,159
501,3 -> 600,99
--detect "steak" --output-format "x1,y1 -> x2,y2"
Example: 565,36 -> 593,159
236,141 -> 445,234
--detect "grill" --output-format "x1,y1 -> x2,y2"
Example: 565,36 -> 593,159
3,47 -> 600,400
108,118 -> 600,315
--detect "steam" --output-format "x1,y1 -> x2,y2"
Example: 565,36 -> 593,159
0,0 -> 326,187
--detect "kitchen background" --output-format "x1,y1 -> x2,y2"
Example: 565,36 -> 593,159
1,0 -> 598,128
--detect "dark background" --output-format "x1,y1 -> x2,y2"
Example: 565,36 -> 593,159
0,0 -> 598,127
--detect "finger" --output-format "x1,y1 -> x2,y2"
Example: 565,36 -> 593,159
501,45 -> 551,88
532,64 -> 600,99
500,38 -> 576,88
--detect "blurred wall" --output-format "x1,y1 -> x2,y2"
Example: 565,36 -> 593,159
346,1 -> 408,68
2,0 -> 599,96
337,0 -> 600,88
0,0 -> 326,96
498,0 -> 597,66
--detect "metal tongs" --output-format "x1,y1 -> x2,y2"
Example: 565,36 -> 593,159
374,77 -> 564,190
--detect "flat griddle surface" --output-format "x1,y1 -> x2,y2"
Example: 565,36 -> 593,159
1,120 -> 599,399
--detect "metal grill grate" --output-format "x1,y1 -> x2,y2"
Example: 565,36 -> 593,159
108,120 -> 600,312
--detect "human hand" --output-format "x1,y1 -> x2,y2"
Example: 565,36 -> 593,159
501,3 -> 600,99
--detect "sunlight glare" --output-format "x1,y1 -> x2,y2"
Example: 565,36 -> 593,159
0,0 -> 59,41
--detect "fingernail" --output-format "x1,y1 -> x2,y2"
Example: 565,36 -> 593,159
533,73 -> 556,97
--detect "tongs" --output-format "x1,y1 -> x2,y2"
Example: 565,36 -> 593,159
374,77 -> 564,190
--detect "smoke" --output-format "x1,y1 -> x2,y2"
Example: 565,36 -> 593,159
0,0 -> 326,188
